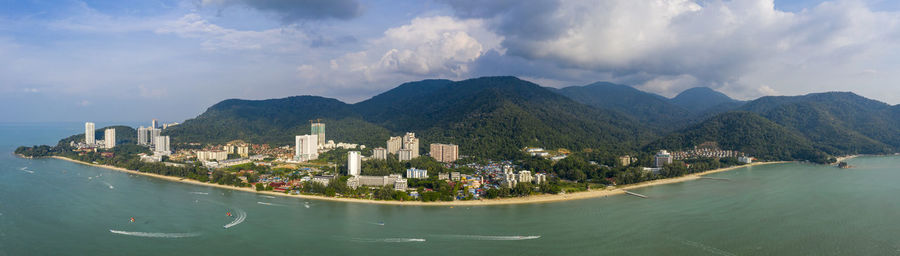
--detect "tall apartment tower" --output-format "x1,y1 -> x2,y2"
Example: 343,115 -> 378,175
429,143 -> 459,163
84,122 -> 95,145
295,135 -> 318,161
137,126 -> 149,146
372,147 -> 387,160
348,151 -> 361,177
387,136 -> 402,155
398,149 -> 413,161
154,136 -> 170,154
401,132 -> 419,158
311,122 -> 325,146
149,128 -> 162,147
104,128 -> 116,149
151,119 -> 158,129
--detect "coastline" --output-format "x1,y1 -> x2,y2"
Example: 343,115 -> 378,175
834,155 -> 860,163
50,156 -> 785,206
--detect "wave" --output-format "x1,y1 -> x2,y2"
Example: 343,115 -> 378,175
223,208 -> 247,229
256,202 -> 283,206
109,229 -> 200,238
438,235 -> 541,241
189,192 -> 209,195
260,195 -> 276,199
352,238 -> 426,243
20,167 -> 34,174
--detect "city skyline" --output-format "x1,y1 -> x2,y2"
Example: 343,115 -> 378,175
3,0 -> 900,123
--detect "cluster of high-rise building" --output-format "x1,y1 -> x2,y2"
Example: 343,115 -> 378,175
383,132 -> 419,161
429,143 -> 458,163
293,122 -> 329,162
137,120 -> 170,155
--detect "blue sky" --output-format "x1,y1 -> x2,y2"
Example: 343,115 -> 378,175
2,0 -> 900,123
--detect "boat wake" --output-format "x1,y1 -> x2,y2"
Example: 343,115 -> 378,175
438,234 -> 541,241
223,208 -> 247,229
351,238 -> 426,243
256,201 -> 283,206
260,195 -> 276,199
20,167 -> 34,174
189,192 -> 209,195
109,229 -> 200,238
102,181 -> 115,189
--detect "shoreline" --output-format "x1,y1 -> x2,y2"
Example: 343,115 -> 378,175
834,155 -> 860,163
49,156 -> 785,206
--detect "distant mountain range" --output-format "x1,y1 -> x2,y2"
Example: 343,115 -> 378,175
163,76 -> 900,162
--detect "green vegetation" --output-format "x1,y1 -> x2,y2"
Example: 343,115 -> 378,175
647,112 -> 832,163
165,76 -> 654,160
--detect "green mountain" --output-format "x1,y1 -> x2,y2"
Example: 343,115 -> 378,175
554,82 -> 691,128
166,76 -> 654,158
646,112 -> 830,162
739,92 -> 897,155
164,96 -> 391,147
670,87 -> 744,114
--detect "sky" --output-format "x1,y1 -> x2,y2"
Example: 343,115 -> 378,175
2,0 -> 900,123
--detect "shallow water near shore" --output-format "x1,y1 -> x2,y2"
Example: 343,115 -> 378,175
2,123 -> 900,255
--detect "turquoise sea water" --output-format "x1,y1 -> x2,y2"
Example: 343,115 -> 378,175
2,123 -> 900,255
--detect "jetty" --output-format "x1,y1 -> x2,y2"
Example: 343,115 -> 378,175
623,190 -> 648,198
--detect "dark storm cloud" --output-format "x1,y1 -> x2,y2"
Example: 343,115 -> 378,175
207,0 -> 364,23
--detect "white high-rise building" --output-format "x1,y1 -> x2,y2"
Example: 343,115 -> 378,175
137,126 -> 149,146
372,147 -> 387,160
154,136 -> 170,155
348,151 -> 361,177
84,122 -> 95,145
387,136 -> 402,155
151,119 -> 158,129
398,149 -> 413,161
402,132 -> 419,158
295,135 -> 318,161
149,128 -> 162,147
104,128 -> 116,149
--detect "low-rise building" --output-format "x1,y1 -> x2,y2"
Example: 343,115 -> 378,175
406,168 -> 428,179
517,170 -> 533,183
450,172 -> 461,181
394,178 -> 408,191
534,173 -> 547,184
197,150 -> 228,162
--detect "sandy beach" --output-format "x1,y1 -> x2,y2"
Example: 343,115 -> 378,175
50,156 -> 785,206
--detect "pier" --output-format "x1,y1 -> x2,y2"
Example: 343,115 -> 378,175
623,190 -> 648,198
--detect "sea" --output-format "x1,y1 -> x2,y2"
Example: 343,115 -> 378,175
2,122 -> 900,255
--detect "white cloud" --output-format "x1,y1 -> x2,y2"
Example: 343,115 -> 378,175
155,14 -> 309,51
443,0 -> 900,99
293,16 -> 502,98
